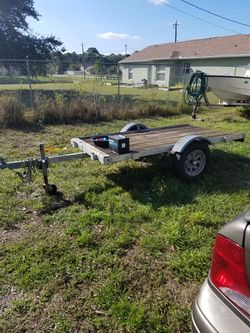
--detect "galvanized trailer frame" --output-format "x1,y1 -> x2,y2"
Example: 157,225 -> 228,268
0,124 -> 246,194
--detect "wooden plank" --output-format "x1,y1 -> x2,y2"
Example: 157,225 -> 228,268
126,124 -> 192,135
130,130 -> 227,146
127,125 -> 222,138
71,138 -> 115,163
125,127 -> 224,144
129,129 -> 224,146
128,129 -> 231,150
78,124 -> 190,141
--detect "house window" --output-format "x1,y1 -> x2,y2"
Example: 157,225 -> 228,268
128,65 -> 133,79
183,63 -> 191,74
156,65 -> 165,81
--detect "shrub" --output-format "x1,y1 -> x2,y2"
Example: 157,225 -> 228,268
33,93 -> 101,125
177,101 -> 193,114
1,91 -> 187,127
32,94 -> 187,125
0,95 -> 26,128
238,106 -> 250,119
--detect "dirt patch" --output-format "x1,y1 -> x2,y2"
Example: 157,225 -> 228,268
0,213 -> 43,244
0,286 -> 25,315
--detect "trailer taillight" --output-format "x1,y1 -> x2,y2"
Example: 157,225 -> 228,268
210,235 -> 250,317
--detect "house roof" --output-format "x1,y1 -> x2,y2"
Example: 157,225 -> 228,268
120,34 -> 250,63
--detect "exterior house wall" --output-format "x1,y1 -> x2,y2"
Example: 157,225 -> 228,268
121,57 -> 250,87
122,63 -> 171,86
121,64 -> 148,85
169,61 -> 180,86
187,57 -> 250,75
152,61 -> 171,87
176,57 -> 250,85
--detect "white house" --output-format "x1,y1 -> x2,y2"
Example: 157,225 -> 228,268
119,34 -> 250,87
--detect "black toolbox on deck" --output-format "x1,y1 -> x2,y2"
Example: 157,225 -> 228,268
109,135 -> 130,154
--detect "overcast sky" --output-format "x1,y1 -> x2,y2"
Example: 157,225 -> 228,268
28,0 -> 250,54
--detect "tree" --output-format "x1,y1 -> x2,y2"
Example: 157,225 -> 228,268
85,47 -> 101,64
86,47 -> 100,56
0,0 -> 62,59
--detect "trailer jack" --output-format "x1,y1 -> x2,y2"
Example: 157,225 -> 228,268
38,144 -> 57,195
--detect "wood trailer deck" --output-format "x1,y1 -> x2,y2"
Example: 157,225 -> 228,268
71,124 -> 245,164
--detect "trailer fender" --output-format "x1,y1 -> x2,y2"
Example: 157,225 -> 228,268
120,123 -> 148,133
171,135 -> 212,154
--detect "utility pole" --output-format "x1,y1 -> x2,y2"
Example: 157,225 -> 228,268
81,43 -> 86,79
125,44 -> 127,56
173,20 -> 179,43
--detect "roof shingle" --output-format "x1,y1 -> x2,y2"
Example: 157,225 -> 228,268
120,34 -> 250,63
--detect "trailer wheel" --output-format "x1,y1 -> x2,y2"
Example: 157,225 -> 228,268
173,141 -> 210,180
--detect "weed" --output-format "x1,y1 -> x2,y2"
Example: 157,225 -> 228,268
237,105 -> 250,119
0,95 -> 26,127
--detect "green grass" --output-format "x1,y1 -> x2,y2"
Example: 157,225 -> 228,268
0,75 -> 78,85
0,108 -> 249,332
0,80 -> 180,100
0,78 -> 219,103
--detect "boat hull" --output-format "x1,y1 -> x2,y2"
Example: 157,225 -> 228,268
207,75 -> 250,102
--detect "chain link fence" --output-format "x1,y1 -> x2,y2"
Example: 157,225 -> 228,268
0,58 -> 122,109
0,59 -> 188,106
0,59 -> 190,127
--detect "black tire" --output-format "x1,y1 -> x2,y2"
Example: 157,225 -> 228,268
173,141 -> 210,180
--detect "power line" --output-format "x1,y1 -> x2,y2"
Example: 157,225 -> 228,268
157,0 -> 240,34
179,0 -> 250,28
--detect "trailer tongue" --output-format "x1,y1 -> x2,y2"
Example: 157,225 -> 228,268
0,124 -> 245,194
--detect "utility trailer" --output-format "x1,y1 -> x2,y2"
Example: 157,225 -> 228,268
0,123 -> 245,194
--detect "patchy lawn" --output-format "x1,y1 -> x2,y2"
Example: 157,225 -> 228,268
0,108 -> 249,332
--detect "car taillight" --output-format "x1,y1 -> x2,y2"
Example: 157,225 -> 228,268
210,234 -> 250,317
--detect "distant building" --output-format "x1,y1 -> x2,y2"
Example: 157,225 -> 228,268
119,34 -> 250,87
0,65 -> 20,76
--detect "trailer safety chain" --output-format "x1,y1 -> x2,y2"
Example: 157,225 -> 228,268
7,158 -> 36,183
11,159 -> 36,183
10,168 -> 28,182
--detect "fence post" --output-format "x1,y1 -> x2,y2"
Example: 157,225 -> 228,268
117,64 -> 120,100
26,56 -> 34,111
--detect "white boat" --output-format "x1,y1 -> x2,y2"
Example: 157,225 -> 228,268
206,68 -> 250,103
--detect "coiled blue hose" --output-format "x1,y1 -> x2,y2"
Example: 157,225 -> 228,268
184,71 -> 208,105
